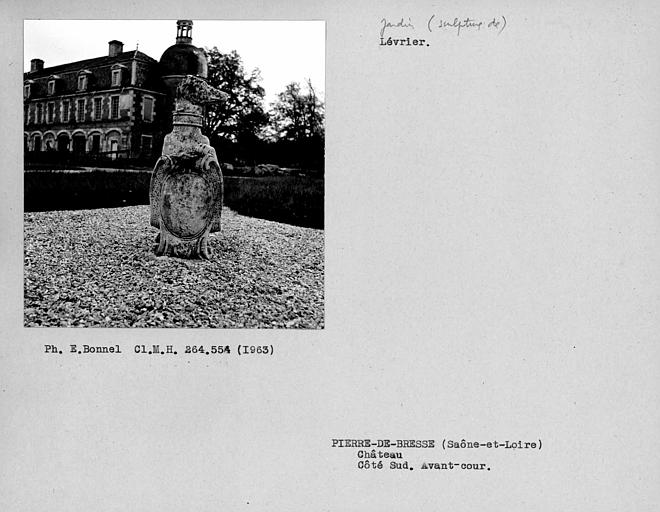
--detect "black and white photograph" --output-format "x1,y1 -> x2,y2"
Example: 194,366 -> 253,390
23,19 -> 325,328
3,2 -> 660,511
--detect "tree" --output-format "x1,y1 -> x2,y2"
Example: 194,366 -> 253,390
203,48 -> 269,154
270,79 -> 325,143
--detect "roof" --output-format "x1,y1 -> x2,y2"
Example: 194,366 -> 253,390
24,49 -> 164,98
24,50 -> 157,78
159,43 -> 207,79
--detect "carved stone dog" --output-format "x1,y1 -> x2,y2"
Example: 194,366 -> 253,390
175,75 -> 228,107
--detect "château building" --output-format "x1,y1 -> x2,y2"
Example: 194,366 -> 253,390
23,20 -> 206,162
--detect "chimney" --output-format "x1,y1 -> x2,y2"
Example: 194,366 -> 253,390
30,59 -> 44,72
108,40 -> 124,57
176,20 -> 193,44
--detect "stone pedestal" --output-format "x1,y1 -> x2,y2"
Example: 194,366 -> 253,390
150,76 -> 226,259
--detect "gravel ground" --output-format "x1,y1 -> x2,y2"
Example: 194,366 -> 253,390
24,206 -> 324,328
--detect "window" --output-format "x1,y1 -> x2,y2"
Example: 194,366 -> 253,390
24,84 -> 31,99
48,80 -> 56,95
78,74 -> 87,91
56,134 -> 69,152
62,101 -> 70,123
72,134 -> 86,154
109,137 -> 120,160
76,99 -> 85,122
33,135 -> 41,152
93,97 -> 102,120
47,103 -> 54,124
36,104 -> 43,124
141,135 -> 153,155
142,96 -> 154,122
91,134 -> 101,153
111,69 -> 121,87
110,96 -> 119,119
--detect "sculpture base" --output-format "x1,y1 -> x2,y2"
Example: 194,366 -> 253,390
153,231 -> 211,260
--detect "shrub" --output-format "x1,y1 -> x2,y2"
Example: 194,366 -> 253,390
24,169 -> 324,229
224,176 -> 323,229
24,169 -> 151,211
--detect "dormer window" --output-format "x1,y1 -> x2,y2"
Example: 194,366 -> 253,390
77,70 -> 91,91
24,83 -> 31,99
111,64 -> 127,87
47,75 -> 61,95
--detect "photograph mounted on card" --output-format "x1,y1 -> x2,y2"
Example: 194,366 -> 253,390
23,19 -> 325,329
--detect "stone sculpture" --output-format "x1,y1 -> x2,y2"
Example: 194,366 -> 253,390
150,75 -> 227,259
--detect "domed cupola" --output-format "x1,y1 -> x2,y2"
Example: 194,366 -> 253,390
159,20 -> 208,95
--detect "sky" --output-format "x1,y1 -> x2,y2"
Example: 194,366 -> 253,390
24,20 -> 325,107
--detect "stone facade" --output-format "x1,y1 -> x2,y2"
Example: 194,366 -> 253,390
24,42 -> 166,160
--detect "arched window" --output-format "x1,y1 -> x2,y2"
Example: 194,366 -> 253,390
43,133 -> 55,151
72,133 -> 86,154
32,134 -> 42,152
89,132 -> 102,154
106,130 -> 121,159
56,133 -> 70,152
